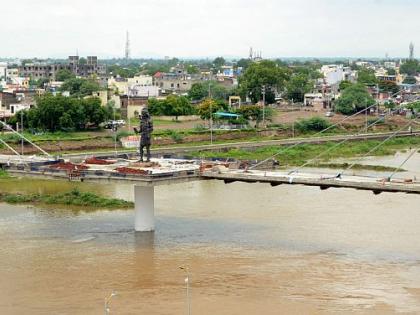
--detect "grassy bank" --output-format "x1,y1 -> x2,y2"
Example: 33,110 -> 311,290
192,137 -> 420,165
306,163 -> 405,172
0,170 -> 9,178
0,188 -> 133,209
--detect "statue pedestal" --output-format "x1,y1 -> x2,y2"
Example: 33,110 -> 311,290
134,185 -> 155,232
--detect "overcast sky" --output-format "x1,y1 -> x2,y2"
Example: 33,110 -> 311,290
1,0 -> 419,59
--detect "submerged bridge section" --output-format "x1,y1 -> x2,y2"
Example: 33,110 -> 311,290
201,168 -> 420,195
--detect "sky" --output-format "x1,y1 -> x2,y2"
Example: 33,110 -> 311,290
1,0 -> 419,59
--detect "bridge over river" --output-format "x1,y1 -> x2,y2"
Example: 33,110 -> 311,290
2,149 -> 419,232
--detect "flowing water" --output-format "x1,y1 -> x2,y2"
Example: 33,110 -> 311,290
1,152 -> 420,314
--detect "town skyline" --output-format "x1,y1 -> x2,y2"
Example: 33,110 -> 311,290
2,0 -> 419,59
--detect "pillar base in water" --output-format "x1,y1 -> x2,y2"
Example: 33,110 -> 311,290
134,185 -> 155,232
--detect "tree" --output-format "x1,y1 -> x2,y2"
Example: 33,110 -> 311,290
186,65 -> 199,74
188,83 -> 208,101
188,81 -> 230,101
386,68 -> 396,75
400,60 -> 419,76
55,69 -> 75,81
384,101 -> 396,110
285,74 -> 313,102
107,65 -> 139,78
378,80 -> 399,94
197,98 -> 227,121
334,83 -> 375,115
18,94 -> 108,131
239,60 -> 289,103
339,80 -> 353,91
236,58 -> 252,70
357,68 -> 377,85
213,57 -> 226,69
403,76 -> 417,85
60,78 -> 101,97
148,96 -> 195,119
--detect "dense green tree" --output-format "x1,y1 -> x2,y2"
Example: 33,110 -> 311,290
60,78 -> 101,97
357,68 -> 377,85
378,80 -> 399,94
148,96 -> 195,119
285,74 -> 313,102
339,80 -> 353,91
383,101 -> 396,110
239,60 -> 289,103
236,58 -> 252,70
15,95 -> 107,131
334,83 -> 375,115
400,60 -> 419,76
386,68 -> 396,75
55,69 -> 76,81
188,81 -> 230,101
403,76 -> 417,85
407,101 -> 420,112
213,57 -> 226,69
107,65 -> 139,78
188,83 -> 208,101
186,65 -> 199,74
196,98 -> 227,120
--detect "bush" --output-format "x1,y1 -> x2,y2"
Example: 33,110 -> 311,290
113,130 -> 134,141
168,130 -> 184,143
295,117 -> 332,133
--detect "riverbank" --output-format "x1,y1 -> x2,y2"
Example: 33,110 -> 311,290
192,136 -> 420,166
0,188 -> 133,209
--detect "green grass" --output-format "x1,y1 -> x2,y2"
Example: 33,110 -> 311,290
0,170 -> 9,178
192,137 -> 420,166
0,131 -> 112,143
0,188 -> 133,209
306,163 -> 405,172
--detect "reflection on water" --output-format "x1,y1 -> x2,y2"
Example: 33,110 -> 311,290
1,154 -> 420,314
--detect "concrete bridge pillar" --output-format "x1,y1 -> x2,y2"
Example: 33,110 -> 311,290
134,185 -> 155,232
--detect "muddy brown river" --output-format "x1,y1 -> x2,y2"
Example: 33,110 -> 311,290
1,152 -> 420,314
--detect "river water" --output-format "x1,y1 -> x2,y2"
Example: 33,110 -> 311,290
1,152 -> 420,314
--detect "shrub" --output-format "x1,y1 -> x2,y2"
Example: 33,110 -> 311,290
168,130 -> 184,143
295,117 -> 332,133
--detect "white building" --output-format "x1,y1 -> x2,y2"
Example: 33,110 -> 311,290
321,65 -> 345,85
10,103 -> 34,115
127,75 -> 153,86
0,63 -> 7,80
108,75 -> 154,95
129,85 -> 160,98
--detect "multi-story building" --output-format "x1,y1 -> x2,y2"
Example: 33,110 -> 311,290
19,56 -> 106,80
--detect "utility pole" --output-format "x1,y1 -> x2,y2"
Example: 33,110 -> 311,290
21,111 -> 24,155
261,85 -> 266,128
179,267 -> 191,315
209,82 -> 213,145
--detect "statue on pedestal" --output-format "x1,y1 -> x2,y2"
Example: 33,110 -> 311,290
135,108 -> 153,162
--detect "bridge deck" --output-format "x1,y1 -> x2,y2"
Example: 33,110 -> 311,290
202,169 -> 420,195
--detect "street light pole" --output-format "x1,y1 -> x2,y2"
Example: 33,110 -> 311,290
179,266 -> 191,315
209,82 -> 213,145
262,85 -> 266,128
21,110 -> 24,155
104,291 -> 117,315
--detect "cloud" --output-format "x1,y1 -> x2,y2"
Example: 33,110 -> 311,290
1,0 -> 419,58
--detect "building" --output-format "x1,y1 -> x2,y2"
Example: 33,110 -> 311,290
19,56 -> 106,80
120,95 -> 148,120
0,90 -> 37,117
321,65 -> 345,85
129,85 -> 160,98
